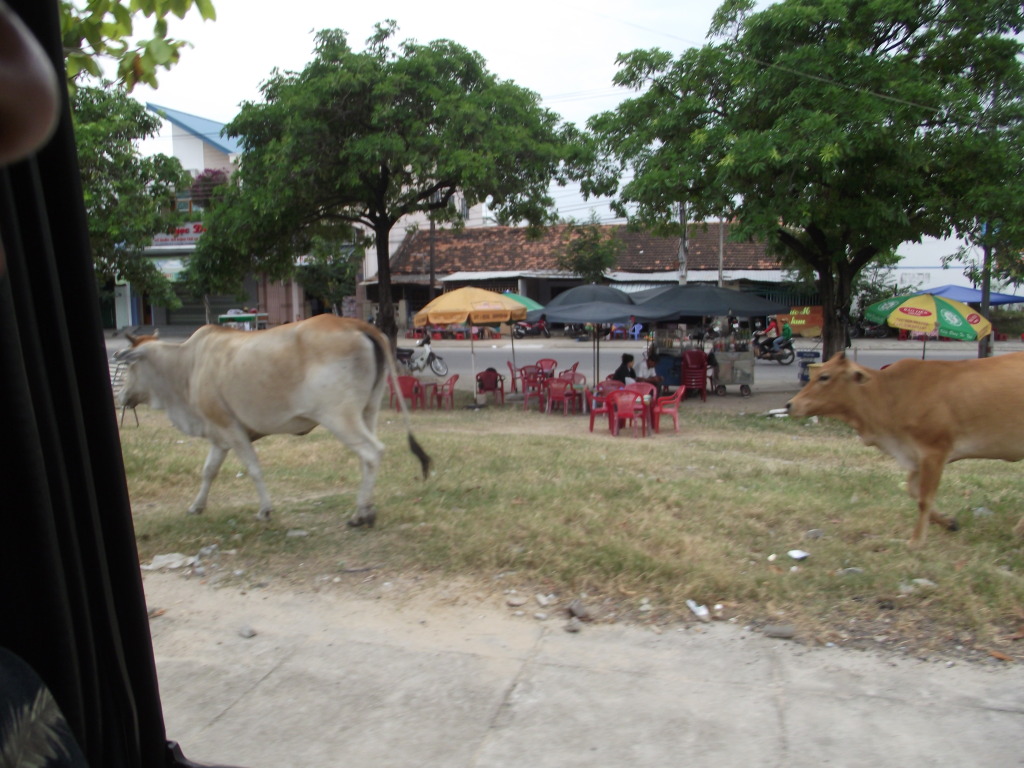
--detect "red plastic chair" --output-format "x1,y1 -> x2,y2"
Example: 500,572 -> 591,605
536,358 -> 557,378
587,380 -> 621,432
545,377 -> 577,415
608,390 -> 648,437
557,362 -> 580,377
651,386 -> 686,433
520,365 -> 545,411
506,360 -> 520,393
568,372 -> 587,413
434,374 -> 459,410
681,349 -> 711,402
625,381 -> 657,427
393,375 -> 425,411
475,369 -> 505,405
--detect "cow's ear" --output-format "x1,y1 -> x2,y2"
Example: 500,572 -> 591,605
125,331 -> 138,345
852,370 -> 870,384
152,328 -> 160,339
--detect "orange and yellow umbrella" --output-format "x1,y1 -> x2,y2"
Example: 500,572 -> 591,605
413,286 -> 527,327
413,287 -> 528,383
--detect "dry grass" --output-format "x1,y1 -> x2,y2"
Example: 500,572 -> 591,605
120,392 -> 1024,663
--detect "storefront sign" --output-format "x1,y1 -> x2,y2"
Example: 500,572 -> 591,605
151,222 -> 206,246
780,306 -> 824,337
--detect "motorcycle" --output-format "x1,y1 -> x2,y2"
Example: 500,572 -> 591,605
512,319 -> 550,339
751,331 -> 796,365
848,321 -> 889,339
396,336 -> 448,376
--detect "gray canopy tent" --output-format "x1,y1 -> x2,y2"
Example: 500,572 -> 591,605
526,286 -> 645,381
631,284 -> 792,318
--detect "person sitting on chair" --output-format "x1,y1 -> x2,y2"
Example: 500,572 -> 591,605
611,353 -> 638,384
636,349 -> 666,395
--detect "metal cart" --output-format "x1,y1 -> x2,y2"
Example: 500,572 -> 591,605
710,346 -> 755,397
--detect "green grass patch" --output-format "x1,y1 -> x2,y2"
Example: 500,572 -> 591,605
121,399 -> 1024,661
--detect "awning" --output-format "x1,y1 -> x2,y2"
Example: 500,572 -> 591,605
440,269 -> 569,281
684,269 -> 787,283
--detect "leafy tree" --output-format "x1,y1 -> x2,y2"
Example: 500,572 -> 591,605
191,21 -> 576,342
73,84 -> 191,308
850,256 -> 914,319
295,238 -> 363,314
61,0 -> 216,91
582,0 -> 1024,358
556,213 -> 622,284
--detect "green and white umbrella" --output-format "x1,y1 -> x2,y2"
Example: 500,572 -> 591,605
502,291 -> 544,370
864,293 -> 992,358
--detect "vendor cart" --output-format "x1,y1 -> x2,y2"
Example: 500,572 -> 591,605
710,346 -> 755,397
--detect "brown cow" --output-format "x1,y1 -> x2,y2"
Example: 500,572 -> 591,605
114,315 -> 430,528
786,352 -> 1024,546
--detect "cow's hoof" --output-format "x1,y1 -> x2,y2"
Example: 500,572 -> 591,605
256,509 -> 272,522
347,508 -> 376,529
187,506 -> 204,516
947,518 -> 960,532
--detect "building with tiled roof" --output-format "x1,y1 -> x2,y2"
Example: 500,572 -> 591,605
371,222 -> 794,315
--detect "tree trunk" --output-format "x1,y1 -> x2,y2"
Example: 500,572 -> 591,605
817,266 -> 855,360
374,224 -> 398,347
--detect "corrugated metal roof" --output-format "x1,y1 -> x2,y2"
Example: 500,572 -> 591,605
607,271 -> 680,284
440,270 -> 569,281
685,270 -> 786,283
146,103 -> 243,156
613,282 -> 672,294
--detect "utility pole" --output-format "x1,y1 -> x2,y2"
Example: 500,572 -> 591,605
678,202 -> 688,284
979,238 -> 993,358
428,190 -> 442,300
718,218 -> 725,287
428,217 -> 436,300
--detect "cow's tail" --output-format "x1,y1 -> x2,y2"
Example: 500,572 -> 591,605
369,329 -> 432,479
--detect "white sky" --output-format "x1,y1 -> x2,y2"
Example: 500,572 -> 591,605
128,0 -> 966,271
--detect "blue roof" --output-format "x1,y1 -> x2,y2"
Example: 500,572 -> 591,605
146,103 -> 243,156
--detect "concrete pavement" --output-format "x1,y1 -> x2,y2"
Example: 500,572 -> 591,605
144,572 -> 1024,768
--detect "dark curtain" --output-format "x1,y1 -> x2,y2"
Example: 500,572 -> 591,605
0,2 -> 235,766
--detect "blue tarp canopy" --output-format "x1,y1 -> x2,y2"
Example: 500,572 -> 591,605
914,284 -> 1024,305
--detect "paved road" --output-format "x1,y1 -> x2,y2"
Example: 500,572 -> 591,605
107,329 -> 1024,398
397,334 -> 1024,395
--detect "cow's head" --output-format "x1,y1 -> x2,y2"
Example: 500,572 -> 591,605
113,332 -> 160,408
786,352 -> 874,419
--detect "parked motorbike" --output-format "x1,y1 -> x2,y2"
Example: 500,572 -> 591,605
848,321 -> 889,339
751,331 -> 796,364
396,336 -> 448,376
512,319 -> 550,339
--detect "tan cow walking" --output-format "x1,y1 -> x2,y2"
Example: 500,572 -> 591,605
786,352 -> 1024,546
115,315 -> 430,528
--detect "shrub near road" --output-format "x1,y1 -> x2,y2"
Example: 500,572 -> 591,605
121,399 -> 1024,663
